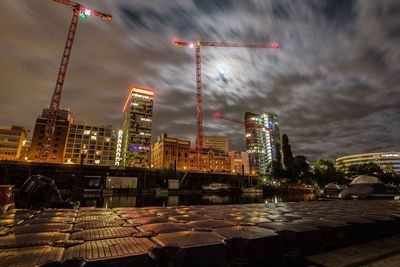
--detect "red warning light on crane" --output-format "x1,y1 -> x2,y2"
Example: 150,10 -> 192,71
271,42 -> 279,48
214,112 -> 222,119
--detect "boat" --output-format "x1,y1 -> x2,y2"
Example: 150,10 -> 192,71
202,183 -> 233,194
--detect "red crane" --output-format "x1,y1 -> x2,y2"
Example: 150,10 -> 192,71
174,40 -> 279,153
214,111 -> 244,124
39,0 -> 112,161
213,111 -> 271,131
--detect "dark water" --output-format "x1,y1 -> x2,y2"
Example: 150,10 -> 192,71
81,192 -> 316,208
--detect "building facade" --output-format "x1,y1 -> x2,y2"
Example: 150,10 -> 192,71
0,126 -> 28,160
228,151 -> 250,175
122,87 -> 154,168
203,136 -> 229,153
29,108 -> 73,163
64,121 -> 117,166
151,134 -> 190,171
245,112 -> 280,175
336,152 -> 400,174
189,148 -> 231,173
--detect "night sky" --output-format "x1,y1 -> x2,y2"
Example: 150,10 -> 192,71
0,0 -> 399,162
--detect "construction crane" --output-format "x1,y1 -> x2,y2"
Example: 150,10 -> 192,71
174,39 -> 279,153
39,0 -> 112,161
214,111 -> 244,124
213,111 -> 271,130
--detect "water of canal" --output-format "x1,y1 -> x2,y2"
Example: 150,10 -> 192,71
81,192 -> 317,208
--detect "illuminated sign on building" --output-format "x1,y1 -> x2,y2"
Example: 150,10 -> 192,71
115,130 -> 123,166
128,145 -> 150,151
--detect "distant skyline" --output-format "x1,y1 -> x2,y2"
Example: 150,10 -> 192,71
0,0 -> 399,162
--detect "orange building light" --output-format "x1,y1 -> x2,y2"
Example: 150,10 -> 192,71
122,87 -> 155,112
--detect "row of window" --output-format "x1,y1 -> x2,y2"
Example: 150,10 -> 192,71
0,151 -> 17,155
0,131 -> 22,136
65,148 -> 114,154
163,151 -> 188,157
65,153 -> 115,160
0,138 -> 20,143
0,144 -> 18,149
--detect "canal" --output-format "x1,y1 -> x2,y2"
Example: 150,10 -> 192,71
81,192 -> 317,208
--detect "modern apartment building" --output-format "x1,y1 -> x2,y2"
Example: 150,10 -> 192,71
64,121 -> 117,166
0,125 -> 28,160
29,108 -> 73,163
245,112 -> 280,175
203,136 -> 229,153
228,151 -> 250,175
122,87 -> 154,168
151,134 -> 190,170
336,152 -> 400,174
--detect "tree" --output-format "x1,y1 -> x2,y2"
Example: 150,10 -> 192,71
312,158 -> 348,187
281,134 -> 294,181
293,155 -> 311,182
314,159 -> 336,186
347,162 -> 382,177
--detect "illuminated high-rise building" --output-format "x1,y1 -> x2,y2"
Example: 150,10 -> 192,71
122,87 -> 154,168
29,108 -> 73,163
245,112 -> 280,175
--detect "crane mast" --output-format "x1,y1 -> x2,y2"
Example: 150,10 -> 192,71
39,0 -> 112,161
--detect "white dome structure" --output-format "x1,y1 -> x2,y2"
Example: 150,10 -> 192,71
350,175 -> 382,185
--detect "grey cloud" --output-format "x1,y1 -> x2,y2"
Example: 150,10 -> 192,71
0,0 -> 399,163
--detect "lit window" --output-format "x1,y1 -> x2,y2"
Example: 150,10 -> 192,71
91,136 -> 97,141
84,130 -> 90,135
94,160 -> 100,165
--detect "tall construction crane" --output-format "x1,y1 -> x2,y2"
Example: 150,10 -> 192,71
39,0 -> 112,161
174,40 -> 279,153
214,111 -> 271,130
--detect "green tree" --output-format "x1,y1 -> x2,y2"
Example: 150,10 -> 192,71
293,155 -> 311,182
347,162 -> 382,177
312,158 -> 348,187
314,159 -> 336,186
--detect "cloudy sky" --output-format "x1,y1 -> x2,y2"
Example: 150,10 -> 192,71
0,0 -> 399,162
